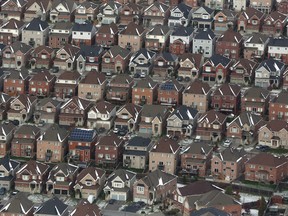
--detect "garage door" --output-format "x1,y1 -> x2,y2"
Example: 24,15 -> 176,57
118,195 -> 126,201
111,194 -> 118,200
54,189 -> 61,194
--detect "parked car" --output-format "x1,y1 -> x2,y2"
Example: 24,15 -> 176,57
256,145 -> 270,152
0,187 -> 6,195
11,190 -> 19,195
134,73 -> 140,78
113,128 -> 119,134
223,139 -> 232,147
49,66 -> 59,73
108,199 -> 116,204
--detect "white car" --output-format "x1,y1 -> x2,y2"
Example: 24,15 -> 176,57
223,139 -> 232,147
113,128 -> 119,134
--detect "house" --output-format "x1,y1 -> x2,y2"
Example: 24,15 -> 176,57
254,58 -> 285,89
34,197 -> 68,216
119,2 -> 144,25
149,137 -> 180,174
71,22 -> 97,46
118,22 -> 146,52
87,100 -> 117,129
59,96 -> 92,127
133,169 -> 177,204
68,128 -> 97,162
7,94 -> 37,124
123,137 -> 153,170
211,148 -> 247,181
227,112 -> 265,145
192,28 -> 216,58
2,42 -> 33,69
216,29 -> 243,60
245,153 -> 288,184
53,44 -> 80,71
168,3 -> 192,28
50,0 -> 77,23
15,160 -> 49,193
0,122 -> 16,157
11,125 -> 41,158
178,53 -> 204,80
0,93 -> 12,121
211,83 -> 241,114
153,52 -> 179,78
114,103 -> 142,132
78,71 -> 106,101
196,110 -> 227,141
74,167 -> 106,199
54,71 -> 82,99
101,45 -> 131,75
202,54 -> 232,84
190,208 -> 231,216
95,23 -> 118,48
191,6 -> 215,29
143,2 -> 170,27
269,91 -> 288,121
138,105 -> 170,136
106,74 -> 134,104
243,33 -> 270,61
36,124 -> 69,162
158,79 -> 184,107
277,0 -> 288,14
33,98 -> 61,124
75,1 -> 99,24
145,25 -> 171,52
132,77 -> 158,106
181,142 -> 213,177
233,0 -> 246,11
97,0 -> 122,25
205,0 -> 224,10
29,70 -> 56,97
214,9 -> 237,33
250,0 -> 273,13
182,80 -> 212,113
0,0 -> 27,21
3,68 -> 30,96
95,133 -> 124,168
22,18 -> 49,48
169,26 -> 194,55
183,0 -> 198,7
103,169 -> 136,201
258,120 -> 288,148
268,38 -> 288,65
24,0 -> 52,22
30,46 -> 55,69
0,155 -> 20,190
70,201 -> 102,216
129,48 -> 156,77
46,163 -> 78,195
262,11 -> 287,36
230,58 -> 258,85
0,19 -> 25,45
241,86 -> 270,116
237,8 -> 265,34
49,22 -> 73,49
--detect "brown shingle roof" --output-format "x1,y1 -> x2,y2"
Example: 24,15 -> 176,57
32,45 -> 54,54
273,91 -> 288,105
243,86 -> 270,99
267,11 -> 287,22
0,18 -> 25,29
17,160 -> 49,175
151,137 -> 180,154
75,167 -> 105,183
241,7 -> 264,19
30,70 -> 55,82
80,71 -> 106,85
217,29 -> 243,43
247,153 -> 288,167
97,22 -> 118,34
91,100 -> 116,114
71,200 -> 102,216
198,110 -> 227,124
178,181 -> 220,196
179,53 -> 203,69
120,22 -> 145,36
26,0 -> 51,12
58,71 -> 81,81
96,133 -> 123,147
213,83 -> 241,97
184,80 -> 211,95
263,120 -> 288,131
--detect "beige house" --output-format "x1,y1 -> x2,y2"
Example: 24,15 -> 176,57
149,137 -> 180,174
34,98 -> 61,124
178,53 -> 204,80
74,167 -> 106,199
0,155 -> 20,190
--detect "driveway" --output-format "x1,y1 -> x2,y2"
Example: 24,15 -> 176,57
104,200 -> 125,211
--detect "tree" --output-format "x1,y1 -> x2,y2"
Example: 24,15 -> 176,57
258,196 -> 267,216
225,185 -> 233,195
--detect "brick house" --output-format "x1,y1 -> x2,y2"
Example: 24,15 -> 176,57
0,0 -> 27,21
242,87 -> 270,116
71,22 -> 97,47
211,83 -> 241,114
59,96 -> 92,127
268,38 -> 288,65
214,9 -> 237,33
50,0 -> 77,23
180,141 -> 213,177
178,53 -> 204,80
132,77 -> 158,106
3,68 -> 30,96
196,110 -> 227,141
230,58 -> 258,86
262,11 -> 287,36
169,26 -> 194,55
245,153 -> 288,184
133,169 -> 177,204
118,22 -> 146,52
237,8 -> 265,34
158,79 -> 184,107
216,29 -> 243,60
11,125 -> 41,158
258,120 -> 288,148
95,23 -> 118,48
277,0 -> 288,14
149,137 -> 180,174
269,91 -> 288,121
202,54 -> 232,85
15,160 -> 49,193
46,163 -> 78,195
29,70 -> 56,97
2,41 -> 33,69
75,1 -> 99,24
227,112 -> 265,144
101,45 -> 131,75
182,80 -> 212,113
145,25 -> 171,52
0,19 -> 25,45
33,98 -> 61,124
36,124 -> 69,162
153,52 -> 179,78
0,155 -> 20,190
30,46 -> 55,69
0,122 -> 16,157
119,2 -> 144,25
68,128 -> 97,162
243,33 -> 270,61
143,2 -> 170,27
95,133 -> 124,168
53,44 -> 80,71
211,148 -> 247,181
24,0 -> 52,22
49,22 -> 73,49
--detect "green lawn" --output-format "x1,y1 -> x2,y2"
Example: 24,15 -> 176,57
267,148 -> 288,154
242,180 -> 277,190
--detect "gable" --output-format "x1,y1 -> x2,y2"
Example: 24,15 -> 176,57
4,0 -> 18,8
27,2 -> 41,12
112,176 -> 124,184
147,5 -> 161,13
57,48 -> 70,57
0,164 -> 8,173
135,53 -> 148,61
117,108 -> 132,117
45,101 -> 57,108
194,7 -> 208,14
65,101 -> 79,110
56,3 -> 68,12
11,98 -> 25,108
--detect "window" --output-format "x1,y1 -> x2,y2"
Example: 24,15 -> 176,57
86,179 -> 92,186
137,185 -> 145,194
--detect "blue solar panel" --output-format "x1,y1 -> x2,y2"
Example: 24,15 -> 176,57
69,128 -> 95,142
161,82 -> 174,90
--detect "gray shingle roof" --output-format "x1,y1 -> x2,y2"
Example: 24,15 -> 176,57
141,169 -> 177,189
40,124 -> 69,142
257,58 -> 285,72
0,155 -> 20,172
171,26 -> 194,36
209,54 -> 231,67
34,196 -> 68,215
169,105 -> 198,121
24,18 -> 49,31
194,28 -> 215,40
170,2 -> 192,18
127,136 -> 151,147
107,169 -> 136,183
0,192 -> 33,214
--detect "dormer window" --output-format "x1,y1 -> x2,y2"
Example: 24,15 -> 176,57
14,104 -> 20,110
138,58 -> 145,64
22,174 -> 30,181
113,181 -> 122,188
218,16 -> 224,22
89,57 -> 95,62
56,176 -> 65,182
266,20 -> 271,25
0,171 -> 4,177
60,54 -> 66,59
105,57 -> 110,63
86,179 -> 92,186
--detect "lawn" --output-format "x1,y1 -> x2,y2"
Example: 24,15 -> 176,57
267,148 -> 288,154
241,180 -> 277,190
